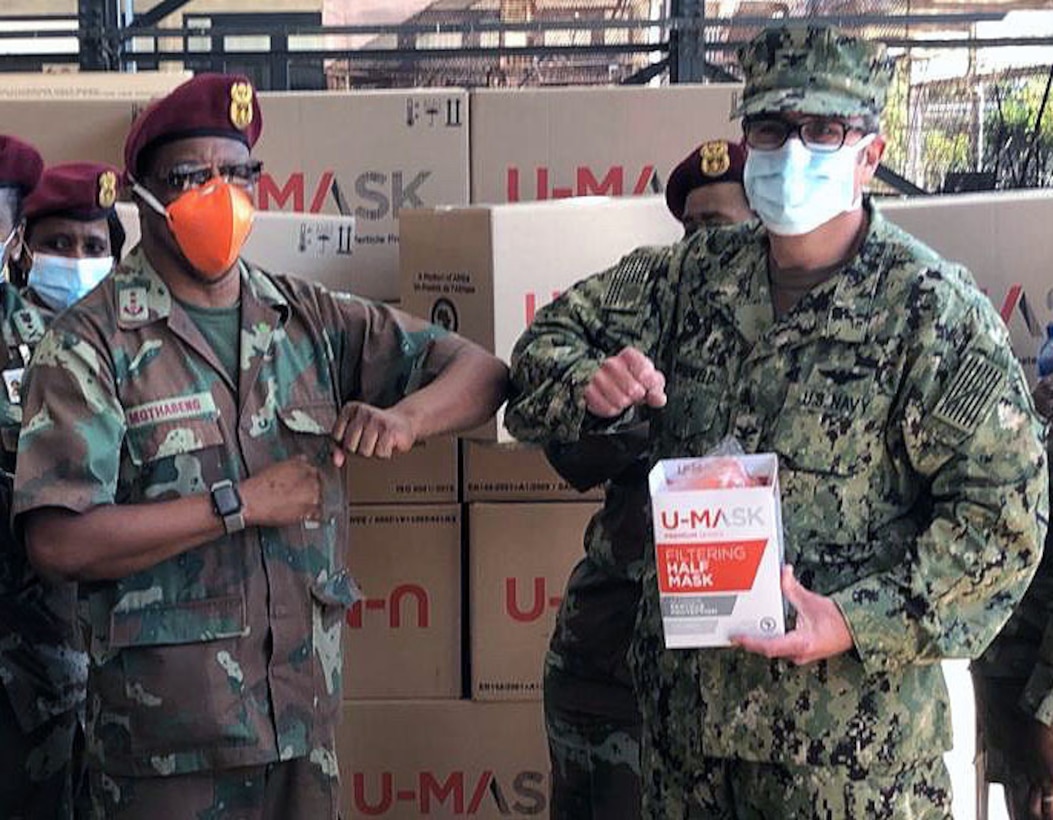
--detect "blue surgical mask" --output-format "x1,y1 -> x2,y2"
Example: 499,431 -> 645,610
743,135 -> 875,236
28,253 -> 113,311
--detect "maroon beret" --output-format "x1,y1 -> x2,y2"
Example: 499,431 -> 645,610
24,162 -> 120,223
665,139 -> 747,221
0,134 -> 43,195
124,73 -> 263,178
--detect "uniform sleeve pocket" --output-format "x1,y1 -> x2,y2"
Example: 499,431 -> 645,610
109,594 -> 248,649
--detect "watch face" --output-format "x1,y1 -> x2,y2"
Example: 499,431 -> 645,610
213,485 -> 241,517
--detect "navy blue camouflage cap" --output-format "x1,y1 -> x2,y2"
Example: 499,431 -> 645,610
733,26 -> 895,119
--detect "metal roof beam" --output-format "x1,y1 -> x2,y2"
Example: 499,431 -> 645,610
128,0 -> 193,30
875,165 -> 930,197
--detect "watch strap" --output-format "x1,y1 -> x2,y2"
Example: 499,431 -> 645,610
210,479 -> 246,535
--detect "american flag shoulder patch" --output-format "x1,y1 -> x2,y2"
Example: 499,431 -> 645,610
603,248 -> 669,312
931,351 -> 1006,435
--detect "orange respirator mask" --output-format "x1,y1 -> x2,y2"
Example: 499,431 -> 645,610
133,176 -> 255,278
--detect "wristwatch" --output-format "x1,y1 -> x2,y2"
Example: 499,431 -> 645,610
210,479 -> 245,535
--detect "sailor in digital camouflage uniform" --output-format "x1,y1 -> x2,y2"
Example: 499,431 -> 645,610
973,375 -> 1053,820
12,73 -> 507,820
0,135 -> 90,820
541,139 -> 751,820
506,26 -> 1047,819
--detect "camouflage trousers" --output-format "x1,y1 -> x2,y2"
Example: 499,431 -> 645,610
973,674 -> 1032,820
0,684 -> 85,820
544,662 -> 642,820
87,749 -> 339,820
641,742 -> 953,820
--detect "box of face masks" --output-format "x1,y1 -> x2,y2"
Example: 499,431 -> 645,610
648,454 -> 785,649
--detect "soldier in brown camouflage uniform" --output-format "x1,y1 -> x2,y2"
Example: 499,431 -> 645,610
541,139 -> 752,820
508,26 -> 1047,819
0,135 -> 92,820
12,74 -> 507,819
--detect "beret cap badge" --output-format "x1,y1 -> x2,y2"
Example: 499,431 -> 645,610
229,82 -> 255,131
97,170 -> 118,209
699,141 -> 731,177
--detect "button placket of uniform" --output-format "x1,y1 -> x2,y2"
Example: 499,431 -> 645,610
234,285 -> 306,763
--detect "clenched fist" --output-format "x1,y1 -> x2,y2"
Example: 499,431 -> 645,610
241,456 -> 323,528
584,347 -> 667,418
331,402 -> 416,466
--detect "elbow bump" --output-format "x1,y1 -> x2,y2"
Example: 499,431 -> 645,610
26,532 -> 79,583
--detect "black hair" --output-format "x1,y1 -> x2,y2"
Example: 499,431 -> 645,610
107,211 -> 126,259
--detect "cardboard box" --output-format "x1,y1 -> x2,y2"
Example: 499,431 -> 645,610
347,437 -> 458,505
462,439 -> 603,502
337,699 -> 549,819
470,84 -> 742,205
0,70 -> 190,100
253,90 -> 471,300
344,505 -> 461,699
400,196 -> 682,440
0,98 -> 148,167
648,455 -> 785,649
882,190 -> 1053,380
469,501 -> 600,701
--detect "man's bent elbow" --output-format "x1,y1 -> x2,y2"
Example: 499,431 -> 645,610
483,356 -> 510,414
25,512 -> 82,583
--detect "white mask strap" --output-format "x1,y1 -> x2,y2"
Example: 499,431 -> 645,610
128,174 -> 169,219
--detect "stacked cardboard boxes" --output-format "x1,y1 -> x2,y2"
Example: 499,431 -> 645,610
343,440 -> 461,701
340,436 -> 605,814
462,442 -> 602,702
2,84 -> 744,303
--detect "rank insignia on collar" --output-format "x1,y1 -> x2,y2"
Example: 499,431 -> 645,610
12,310 -> 43,344
118,287 -> 148,322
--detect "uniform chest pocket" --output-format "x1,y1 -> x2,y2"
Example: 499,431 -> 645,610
276,402 -> 347,571
125,417 -> 225,501
769,372 -> 884,562
277,402 -> 337,437
276,402 -> 339,463
771,372 -> 882,477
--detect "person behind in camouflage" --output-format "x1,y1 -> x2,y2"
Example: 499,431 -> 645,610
2,162 -> 127,820
507,25 -> 1048,819
665,139 -> 752,238
0,135 -> 91,820
541,138 -> 752,820
20,161 -> 126,319
13,73 -> 508,820
973,375 -> 1053,820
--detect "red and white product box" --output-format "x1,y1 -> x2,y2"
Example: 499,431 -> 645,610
648,454 -> 786,649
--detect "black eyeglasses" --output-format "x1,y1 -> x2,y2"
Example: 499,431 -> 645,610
743,117 -> 869,153
158,160 -> 264,192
